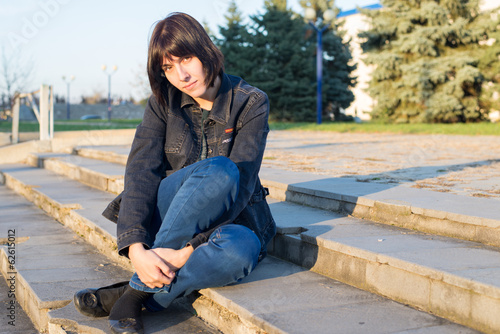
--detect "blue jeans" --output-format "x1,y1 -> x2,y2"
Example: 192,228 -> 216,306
129,156 -> 261,311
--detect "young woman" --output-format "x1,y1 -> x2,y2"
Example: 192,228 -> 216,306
73,12 -> 276,334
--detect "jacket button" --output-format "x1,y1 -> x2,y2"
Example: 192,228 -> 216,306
208,149 -> 213,154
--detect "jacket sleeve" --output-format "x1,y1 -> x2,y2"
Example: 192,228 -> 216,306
187,91 -> 270,249
116,96 -> 167,257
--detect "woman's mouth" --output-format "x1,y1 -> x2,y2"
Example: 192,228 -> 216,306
184,81 -> 197,90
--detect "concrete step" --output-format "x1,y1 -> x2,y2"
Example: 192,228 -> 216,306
0,163 -> 127,269
0,182 -> 477,334
0,263 -> 38,333
0,184 -> 219,334
13,150 -> 500,332
71,145 -> 500,250
74,145 -> 131,166
25,147 -> 500,332
260,167 -> 500,250
0,130 -> 135,165
26,152 -> 125,195
0,162 -> 496,333
267,198 -> 500,333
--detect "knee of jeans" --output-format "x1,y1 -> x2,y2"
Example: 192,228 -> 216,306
211,156 -> 239,184
211,225 -> 261,268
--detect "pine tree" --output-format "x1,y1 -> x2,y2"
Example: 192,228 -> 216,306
246,2 -> 317,121
475,8 -> 500,116
360,0 -> 494,123
217,0 -> 355,121
216,1 -> 253,77
265,0 -> 287,11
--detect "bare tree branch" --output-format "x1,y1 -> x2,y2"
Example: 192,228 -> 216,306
0,46 -> 34,108
130,63 -> 152,103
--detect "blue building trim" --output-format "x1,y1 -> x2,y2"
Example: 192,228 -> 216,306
337,3 -> 382,18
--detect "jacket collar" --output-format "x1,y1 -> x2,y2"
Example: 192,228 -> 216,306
179,73 -> 232,125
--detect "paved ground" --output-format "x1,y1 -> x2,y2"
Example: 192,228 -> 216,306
0,130 -> 498,333
263,131 -> 500,200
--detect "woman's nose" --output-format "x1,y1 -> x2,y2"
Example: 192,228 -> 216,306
177,66 -> 190,81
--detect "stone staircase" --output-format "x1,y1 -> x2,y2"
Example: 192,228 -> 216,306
1,134 -> 499,333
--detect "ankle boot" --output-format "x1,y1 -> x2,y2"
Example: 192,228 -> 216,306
74,281 -> 129,317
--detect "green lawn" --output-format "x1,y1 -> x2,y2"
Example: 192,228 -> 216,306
1,119 -> 498,136
269,121 -> 500,136
0,119 -> 141,132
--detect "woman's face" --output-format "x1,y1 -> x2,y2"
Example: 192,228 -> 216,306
162,55 -> 209,100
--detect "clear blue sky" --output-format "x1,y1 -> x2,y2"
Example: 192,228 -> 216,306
0,0 -> 378,102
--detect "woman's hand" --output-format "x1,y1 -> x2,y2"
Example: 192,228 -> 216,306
128,243 -> 176,289
152,245 -> 194,271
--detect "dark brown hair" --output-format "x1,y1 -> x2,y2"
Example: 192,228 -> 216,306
147,12 -> 224,106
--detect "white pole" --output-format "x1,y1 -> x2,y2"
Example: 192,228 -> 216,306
39,84 -> 50,140
49,85 -> 54,139
12,96 -> 20,144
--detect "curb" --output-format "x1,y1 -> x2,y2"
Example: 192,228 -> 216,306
260,173 -> 500,249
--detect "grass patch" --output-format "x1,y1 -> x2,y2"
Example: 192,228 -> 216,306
0,119 -> 141,132
1,119 -> 498,136
269,121 -> 500,136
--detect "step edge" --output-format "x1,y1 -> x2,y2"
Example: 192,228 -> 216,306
0,248 -> 72,333
271,233 -> 500,333
263,178 -> 500,249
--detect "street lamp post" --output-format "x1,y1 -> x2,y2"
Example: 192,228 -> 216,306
62,75 -> 75,120
305,8 -> 335,125
101,65 -> 118,121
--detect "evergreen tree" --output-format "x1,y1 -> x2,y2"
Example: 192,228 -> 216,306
217,0 -> 355,122
246,1 -> 317,121
216,1 -> 253,77
360,0 -> 494,123
265,0 -> 287,11
474,8 -> 500,116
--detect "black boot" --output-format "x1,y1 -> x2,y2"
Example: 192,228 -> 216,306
108,288 -> 151,334
74,281 -> 129,318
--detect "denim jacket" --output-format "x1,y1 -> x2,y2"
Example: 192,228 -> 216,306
102,73 -> 276,261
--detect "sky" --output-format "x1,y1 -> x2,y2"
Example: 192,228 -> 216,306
0,0 -> 379,103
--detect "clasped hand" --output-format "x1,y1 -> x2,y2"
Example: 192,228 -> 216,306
129,243 -> 194,289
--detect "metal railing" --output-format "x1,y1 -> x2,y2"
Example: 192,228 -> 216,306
11,84 -> 54,144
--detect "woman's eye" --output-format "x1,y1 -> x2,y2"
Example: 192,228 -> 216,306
183,57 -> 191,62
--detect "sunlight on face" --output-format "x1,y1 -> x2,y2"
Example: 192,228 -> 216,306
162,55 -> 208,98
